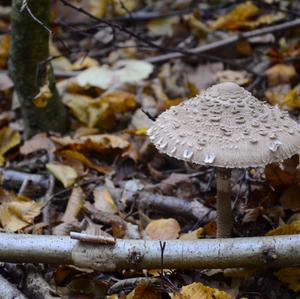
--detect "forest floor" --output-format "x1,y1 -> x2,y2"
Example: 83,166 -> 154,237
1,0 -> 300,298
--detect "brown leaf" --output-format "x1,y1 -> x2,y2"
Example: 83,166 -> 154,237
20,133 -> 55,155
280,185 -> 300,211
145,218 -> 180,240
94,186 -> 118,214
265,64 -> 296,86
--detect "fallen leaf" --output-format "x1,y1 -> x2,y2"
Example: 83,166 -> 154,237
171,282 -> 232,299
180,228 -> 204,240
266,220 -> 300,236
210,2 -> 259,30
0,35 -> 10,68
52,134 -> 130,153
114,60 -> 154,84
275,267 -> 300,292
63,91 -> 136,128
58,149 -> 111,174
265,64 -> 296,86
280,185 -> 300,211
76,60 -> 153,89
0,190 -> 43,231
283,86 -> 300,109
0,127 -> 21,166
148,16 -> 180,36
20,133 -> 55,155
62,187 -> 85,223
127,282 -> 161,299
94,186 -> 118,214
46,163 -> 78,188
145,218 -> 180,240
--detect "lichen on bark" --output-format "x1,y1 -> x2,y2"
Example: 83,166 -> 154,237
9,0 -> 69,137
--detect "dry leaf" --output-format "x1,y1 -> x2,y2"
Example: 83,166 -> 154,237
171,282 -> 232,299
0,190 -> 43,231
76,60 -> 153,89
210,2 -> 259,30
20,133 -> 55,155
63,91 -> 136,128
0,127 -> 21,166
62,187 -> 85,223
275,267 -> 300,292
280,185 -> 300,211
265,64 -> 296,86
46,163 -> 78,188
148,16 -> 179,36
283,86 -> 300,109
145,218 -> 180,240
0,35 -> 10,68
127,282 -> 161,299
94,186 -> 118,214
266,220 -> 300,236
58,149 -> 111,174
52,134 -> 129,153
180,228 -> 204,240
0,73 -> 13,91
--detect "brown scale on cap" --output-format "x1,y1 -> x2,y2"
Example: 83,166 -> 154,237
148,82 -> 300,169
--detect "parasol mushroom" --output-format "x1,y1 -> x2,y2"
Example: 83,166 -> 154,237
148,82 -> 300,238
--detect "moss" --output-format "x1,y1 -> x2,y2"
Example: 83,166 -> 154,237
9,0 -> 69,137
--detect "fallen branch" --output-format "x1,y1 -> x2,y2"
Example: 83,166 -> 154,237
122,190 -> 216,223
0,233 -> 300,271
146,18 -> 300,63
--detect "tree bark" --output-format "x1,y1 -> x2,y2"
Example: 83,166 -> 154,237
0,233 -> 300,271
9,0 -> 69,137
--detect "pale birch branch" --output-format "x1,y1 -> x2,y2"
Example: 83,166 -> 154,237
0,233 -> 300,271
0,274 -> 28,299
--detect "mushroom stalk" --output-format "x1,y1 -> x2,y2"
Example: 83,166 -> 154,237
216,168 -> 233,238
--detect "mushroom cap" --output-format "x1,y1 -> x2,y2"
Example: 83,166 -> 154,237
148,82 -> 300,168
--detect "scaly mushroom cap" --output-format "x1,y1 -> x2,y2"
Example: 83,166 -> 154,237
148,82 -> 300,168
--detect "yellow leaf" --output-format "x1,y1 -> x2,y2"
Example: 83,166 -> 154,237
100,91 -> 137,113
112,0 -> 140,16
0,127 -> 21,166
265,64 -> 296,86
275,267 -> 300,292
71,56 -> 99,71
58,149 -> 111,174
63,91 -> 136,129
93,186 -> 118,214
0,191 -> 43,231
33,84 -> 53,108
46,163 -> 78,188
145,218 -> 180,240
52,134 -> 129,153
210,2 -> 259,30
266,220 -> 300,236
180,228 -> 204,240
284,88 -> 300,109
171,282 -> 232,299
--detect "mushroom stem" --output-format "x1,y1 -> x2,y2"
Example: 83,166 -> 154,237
216,168 -> 233,238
